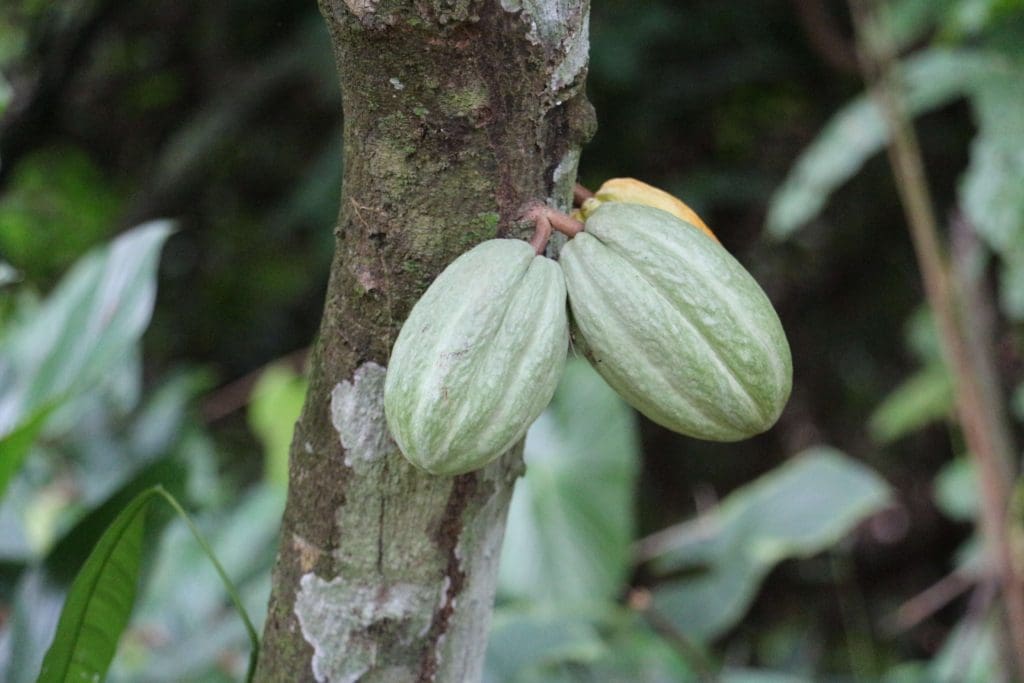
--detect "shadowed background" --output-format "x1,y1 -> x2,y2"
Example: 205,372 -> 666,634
2,0 -> 1023,680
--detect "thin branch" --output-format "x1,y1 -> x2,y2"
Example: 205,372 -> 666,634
847,1 -> 1024,678
790,0 -> 860,75
630,590 -> 718,682
884,569 -> 977,633
200,347 -> 309,423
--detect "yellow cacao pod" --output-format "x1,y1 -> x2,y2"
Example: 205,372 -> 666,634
582,177 -> 717,242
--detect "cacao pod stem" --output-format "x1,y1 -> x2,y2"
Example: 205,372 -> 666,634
524,204 -> 585,247
573,183 -> 595,207
528,211 -> 553,255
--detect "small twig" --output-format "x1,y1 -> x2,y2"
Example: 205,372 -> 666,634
790,0 -> 860,74
630,590 -> 718,682
573,183 -> 594,207
884,569 -> 977,633
201,347 -> 309,423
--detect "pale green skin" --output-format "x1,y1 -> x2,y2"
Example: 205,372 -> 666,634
561,202 -> 792,441
384,239 -> 568,475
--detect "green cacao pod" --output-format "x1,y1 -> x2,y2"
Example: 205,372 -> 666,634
561,202 -> 792,441
384,239 -> 568,475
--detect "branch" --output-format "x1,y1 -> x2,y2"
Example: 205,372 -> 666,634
790,0 -> 860,75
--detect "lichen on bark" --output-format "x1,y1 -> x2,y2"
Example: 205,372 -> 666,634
255,1 -> 594,681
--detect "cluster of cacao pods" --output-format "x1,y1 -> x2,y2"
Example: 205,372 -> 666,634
383,178 -> 792,475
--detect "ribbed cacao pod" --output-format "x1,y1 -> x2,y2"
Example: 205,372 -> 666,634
384,239 -> 568,475
561,202 -> 791,441
581,177 -> 717,241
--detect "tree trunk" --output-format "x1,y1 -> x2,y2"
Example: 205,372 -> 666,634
255,2 -> 594,681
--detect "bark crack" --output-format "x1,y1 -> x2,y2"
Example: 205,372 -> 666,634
417,474 -> 478,680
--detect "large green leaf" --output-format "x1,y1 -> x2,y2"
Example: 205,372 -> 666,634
499,358 -> 640,606
484,608 -> 607,683
0,370 -> 207,565
0,458 -> 190,683
0,222 -> 172,498
958,59 -> 1024,318
36,486 -> 258,683
109,486 -> 283,682
766,49 -> 1003,239
648,448 -> 890,641
36,489 -> 153,683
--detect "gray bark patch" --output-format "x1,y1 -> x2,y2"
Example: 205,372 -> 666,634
294,573 -> 438,683
343,0 -> 379,19
330,362 -> 395,468
501,0 -> 590,94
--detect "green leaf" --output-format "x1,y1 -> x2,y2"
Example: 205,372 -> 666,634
112,486 -> 282,682
499,358 -> 640,606
36,486 -> 259,683
928,613 -> 1000,683
0,260 -> 19,287
958,60 -> 1024,319
0,569 -> 67,683
767,49 -> 1003,239
649,448 -> 890,641
0,147 -> 123,281
1013,381 -> 1024,421
721,670 -> 812,683
0,222 -> 172,498
869,363 -> 954,444
0,404 -> 57,501
934,457 -> 978,521
484,607 -> 606,683
248,363 -> 307,488
0,74 -> 12,118
36,488 -> 155,683
575,619 -> 698,683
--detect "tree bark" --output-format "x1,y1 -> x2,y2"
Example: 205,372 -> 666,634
255,2 -> 594,681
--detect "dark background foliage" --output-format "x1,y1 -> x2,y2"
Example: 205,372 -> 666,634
2,0 -> 1023,680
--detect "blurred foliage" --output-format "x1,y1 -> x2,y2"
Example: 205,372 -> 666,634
647,449 -> 889,643
0,147 -> 122,280
37,486 -> 258,683
2,0 -> 1024,680
247,364 -> 306,489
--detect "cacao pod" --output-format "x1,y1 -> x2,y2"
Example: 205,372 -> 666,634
581,177 -> 717,241
384,239 -> 568,475
561,202 -> 791,441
